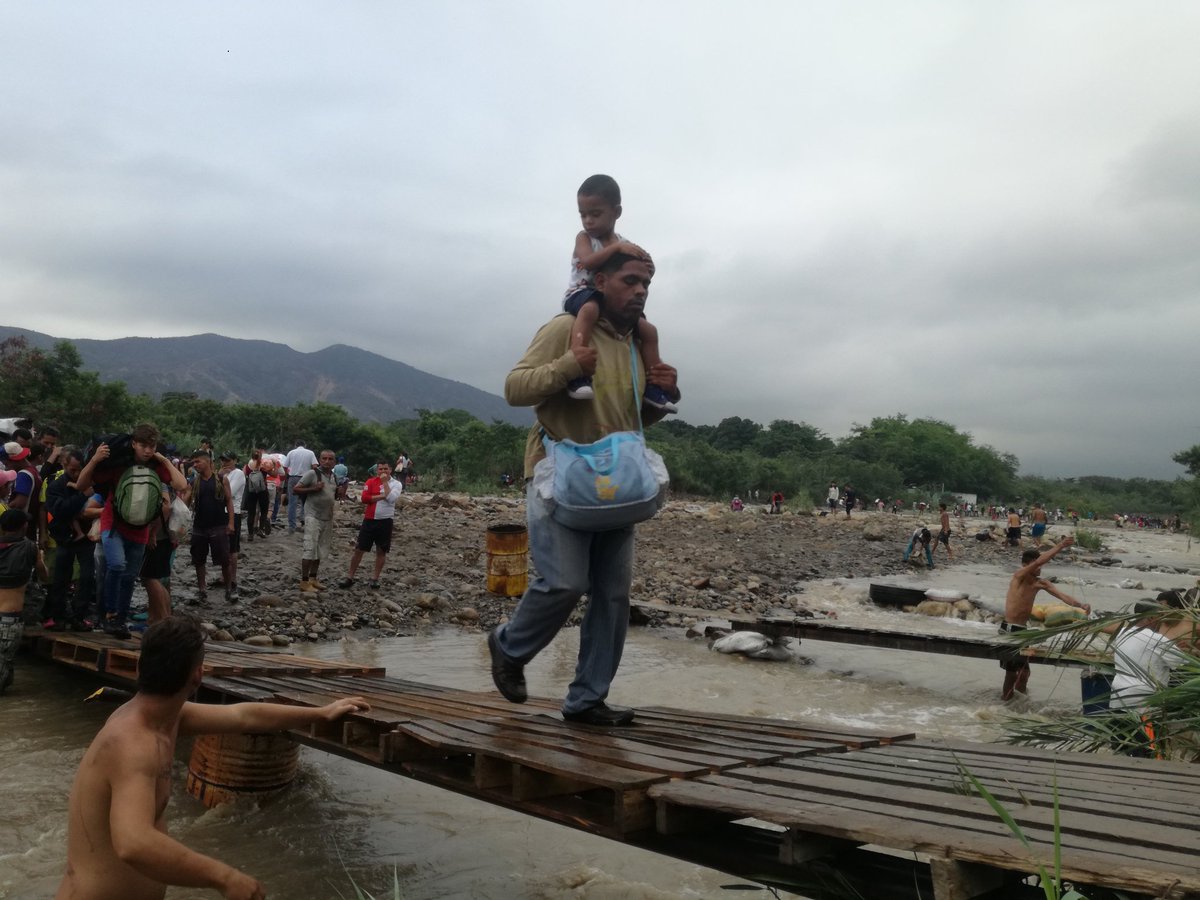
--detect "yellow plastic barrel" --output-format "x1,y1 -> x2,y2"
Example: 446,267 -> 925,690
486,524 -> 528,597
186,732 -> 300,808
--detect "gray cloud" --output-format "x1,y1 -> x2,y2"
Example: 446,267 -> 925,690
2,2 -> 1198,479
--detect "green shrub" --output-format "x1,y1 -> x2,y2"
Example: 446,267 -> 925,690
1074,528 -> 1103,551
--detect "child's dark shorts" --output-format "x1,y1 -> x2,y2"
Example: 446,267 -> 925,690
563,287 -> 603,316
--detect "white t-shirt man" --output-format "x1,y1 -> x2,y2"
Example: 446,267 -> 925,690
1110,626 -> 1186,712
284,444 -> 317,477
224,467 -> 246,515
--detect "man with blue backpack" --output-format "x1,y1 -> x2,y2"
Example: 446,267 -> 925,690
486,250 -> 679,727
75,424 -> 188,638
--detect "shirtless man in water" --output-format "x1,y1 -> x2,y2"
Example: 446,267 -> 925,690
998,535 -> 1090,700
56,615 -> 369,900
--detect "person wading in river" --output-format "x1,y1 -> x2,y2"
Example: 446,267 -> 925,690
56,614 -> 369,900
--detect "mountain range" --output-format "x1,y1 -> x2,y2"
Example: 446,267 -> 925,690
0,326 -> 530,426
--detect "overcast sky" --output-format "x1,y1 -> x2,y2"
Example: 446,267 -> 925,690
3,4 -> 1197,479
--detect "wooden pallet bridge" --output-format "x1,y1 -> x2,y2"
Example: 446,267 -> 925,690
729,615 -> 1109,669
24,630 -> 1197,900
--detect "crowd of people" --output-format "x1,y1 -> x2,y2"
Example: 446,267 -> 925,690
0,423 -> 423,695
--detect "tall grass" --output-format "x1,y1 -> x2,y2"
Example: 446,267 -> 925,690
1073,529 -> 1103,551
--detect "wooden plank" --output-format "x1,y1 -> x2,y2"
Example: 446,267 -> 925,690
903,737 -> 1200,780
718,763 -> 1200,857
637,706 -> 912,746
649,778 -> 1200,895
393,719 -> 669,791
673,770 -> 1200,872
810,746 -> 1200,817
732,617 -> 1103,668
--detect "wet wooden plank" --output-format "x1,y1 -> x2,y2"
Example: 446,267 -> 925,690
733,616 -> 1105,668
638,705 -> 913,746
648,778 -> 1200,895
677,769 -> 1200,870
814,745 -> 1200,815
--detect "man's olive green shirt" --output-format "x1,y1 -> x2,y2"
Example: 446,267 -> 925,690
506,314 -> 668,479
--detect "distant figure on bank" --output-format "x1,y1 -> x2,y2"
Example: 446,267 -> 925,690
1030,502 -> 1048,542
975,525 -> 998,542
998,536 -> 1090,700
283,441 -> 317,533
55,615 -> 369,900
770,491 -> 784,514
333,456 -> 349,502
339,459 -> 403,590
842,483 -> 856,519
293,450 -> 337,592
1006,508 -> 1022,547
242,449 -> 270,540
730,496 -> 744,512
188,450 -> 236,605
561,174 -> 677,413
932,503 -> 954,560
827,482 -> 839,513
903,524 -> 933,568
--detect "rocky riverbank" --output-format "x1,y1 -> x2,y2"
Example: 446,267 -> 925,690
161,495 -> 1001,646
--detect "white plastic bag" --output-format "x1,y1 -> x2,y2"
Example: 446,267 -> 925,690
168,496 -> 192,544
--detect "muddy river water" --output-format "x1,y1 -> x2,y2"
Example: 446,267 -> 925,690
2,525 -> 1195,899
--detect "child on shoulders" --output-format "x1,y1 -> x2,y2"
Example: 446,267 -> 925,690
563,174 -> 677,413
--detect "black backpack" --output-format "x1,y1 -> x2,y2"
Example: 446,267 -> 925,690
84,433 -> 136,478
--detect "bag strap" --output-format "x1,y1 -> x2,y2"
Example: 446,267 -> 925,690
629,340 -> 644,436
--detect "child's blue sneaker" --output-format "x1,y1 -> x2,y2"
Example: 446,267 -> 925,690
567,377 -> 594,400
643,384 -> 678,413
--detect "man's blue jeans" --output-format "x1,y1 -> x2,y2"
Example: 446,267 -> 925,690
493,485 -> 635,714
101,529 -> 147,624
287,475 -> 304,529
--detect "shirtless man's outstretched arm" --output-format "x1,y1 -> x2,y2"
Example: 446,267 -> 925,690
57,615 -> 369,900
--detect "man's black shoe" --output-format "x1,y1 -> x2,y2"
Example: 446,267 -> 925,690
561,703 -> 635,727
487,629 -> 527,704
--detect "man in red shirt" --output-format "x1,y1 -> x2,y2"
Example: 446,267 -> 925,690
76,424 -> 187,638
338,459 -> 403,590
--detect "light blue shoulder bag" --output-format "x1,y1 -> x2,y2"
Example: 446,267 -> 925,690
533,342 -> 669,531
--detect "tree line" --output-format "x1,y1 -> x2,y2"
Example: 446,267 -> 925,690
1,336 -> 1194,519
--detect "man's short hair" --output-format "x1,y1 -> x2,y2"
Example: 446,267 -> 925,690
598,251 -> 644,275
64,448 -> 85,465
137,615 -> 206,695
376,458 -> 392,468
39,425 -> 61,438
1156,589 -> 1186,609
131,423 -> 160,445
12,427 -> 32,443
0,508 -> 30,534
1021,549 -> 1040,565
578,174 -> 621,206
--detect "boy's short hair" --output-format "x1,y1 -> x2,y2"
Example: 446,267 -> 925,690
376,458 -> 392,468
131,423 -> 160,445
578,174 -> 621,206
137,614 -> 206,695
1021,549 -> 1040,565
0,508 -> 30,534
